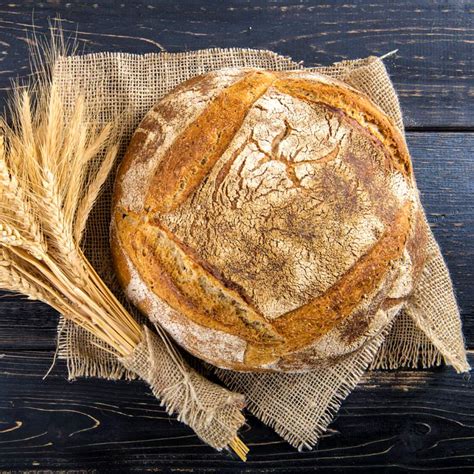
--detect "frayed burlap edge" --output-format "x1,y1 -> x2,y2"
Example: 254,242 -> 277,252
403,215 -> 469,373
57,310 -> 137,381
216,318 -> 395,450
119,326 -> 245,450
370,309 -> 443,370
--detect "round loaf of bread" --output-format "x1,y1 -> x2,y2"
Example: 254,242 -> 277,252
111,68 -> 428,372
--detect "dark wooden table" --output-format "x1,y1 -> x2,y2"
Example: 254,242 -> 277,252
0,1 -> 472,472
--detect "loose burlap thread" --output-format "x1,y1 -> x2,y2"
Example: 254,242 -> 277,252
54,48 -> 469,451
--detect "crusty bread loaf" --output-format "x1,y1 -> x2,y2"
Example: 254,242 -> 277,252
110,68 -> 427,372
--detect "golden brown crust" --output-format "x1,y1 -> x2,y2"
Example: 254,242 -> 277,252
111,67 -> 424,371
274,76 -> 412,178
242,202 -> 411,365
114,209 -> 283,345
145,71 -> 276,213
267,202 -> 409,345
112,74 -> 211,208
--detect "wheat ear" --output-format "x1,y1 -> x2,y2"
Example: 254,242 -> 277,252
0,22 -> 247,457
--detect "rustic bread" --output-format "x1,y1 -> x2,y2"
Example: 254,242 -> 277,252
110,68 -> 427,372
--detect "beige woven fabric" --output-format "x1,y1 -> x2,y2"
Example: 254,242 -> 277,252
54,48 -> 469,451
216,319 -> 395,449
119,326 -> 245,450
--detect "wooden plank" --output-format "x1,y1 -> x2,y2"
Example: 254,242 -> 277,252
0,350 -> 472,471
410,132 -> 474,344
0,132 -> 471,351
0,1 -> 471,128
0,295 -> 58,350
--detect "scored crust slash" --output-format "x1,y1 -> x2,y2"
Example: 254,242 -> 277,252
110,68 -> 427,372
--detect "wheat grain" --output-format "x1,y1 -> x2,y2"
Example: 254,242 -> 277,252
0,247 -> 62,308
0,140 -> 46,259
40,166 -> 87,278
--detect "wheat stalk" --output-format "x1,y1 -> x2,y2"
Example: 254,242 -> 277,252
0,71 -> 141,356
0,23 -> 247,459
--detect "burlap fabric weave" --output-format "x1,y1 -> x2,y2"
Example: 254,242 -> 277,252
54,48 -> 469,451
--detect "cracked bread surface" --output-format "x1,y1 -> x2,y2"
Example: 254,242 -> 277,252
111,68 -> 427,371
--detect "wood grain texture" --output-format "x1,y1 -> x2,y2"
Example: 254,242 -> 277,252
410,133 -> 474,341
0,351 -> 473,471
0,294 -> 58,350
0,0 -> 472,470
0,1 -> 472,128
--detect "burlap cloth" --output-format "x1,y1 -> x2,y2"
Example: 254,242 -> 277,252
54,49 -> 469,451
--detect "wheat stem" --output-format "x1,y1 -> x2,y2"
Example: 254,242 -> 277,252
74,143 -> 118,244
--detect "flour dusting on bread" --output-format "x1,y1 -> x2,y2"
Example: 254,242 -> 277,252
111,68 -> 426,371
